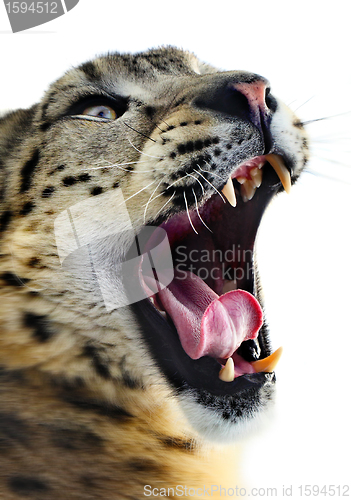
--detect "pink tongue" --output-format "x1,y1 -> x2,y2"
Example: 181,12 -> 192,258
156,269 -> 263,360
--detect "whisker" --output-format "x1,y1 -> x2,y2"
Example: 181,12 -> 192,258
153,191 -> 176,219
152,121 -> 165,133
183,191 -> 198,235
301,110 -> 351,126
201,162 -> 226,181
305,169 -> 351,185
82,160 -> 152,172
123,121 -> 156,142
161,118 -> 171,127
310,155 -> 351,167
311,137 -> 351,145
143,177 -> 167,223
194,169 -> 226,203
186,173 -> 205,195
146,174 -> 189,205
192,188 -> 212,233
127,137 -> 164,159
292,95 -> 315,113
117,179 -> 157,206
134,104 -> 170,131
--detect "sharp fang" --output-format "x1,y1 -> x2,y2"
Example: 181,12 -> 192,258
221,178 -> 237,207
240,179 -> 256,202
219,357 -> 235,382
251,346 -> 283,373
266,154 -> 291,194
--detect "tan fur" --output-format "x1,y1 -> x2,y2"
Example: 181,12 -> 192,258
0,47 -> 308,498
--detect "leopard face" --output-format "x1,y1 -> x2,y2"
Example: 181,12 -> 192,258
0,47 -> 308,443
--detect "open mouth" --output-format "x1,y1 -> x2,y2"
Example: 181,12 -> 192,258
129,153 -> 290,401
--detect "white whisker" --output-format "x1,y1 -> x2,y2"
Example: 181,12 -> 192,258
127,137 -> 164,159
187,173 -> 205,195
143,177 -> 167,223
201,162 -> 225,180
194,169 -> 226,203
192,188 -> 212,233
83,160 -> 150,172
154,191 -> 176,219
117,179 -> 157,206
146,175 -> 188,204
311,155 -> 351,167
183,191 -> 198,235
305,169 -> 351,185
291,96 -> 315,113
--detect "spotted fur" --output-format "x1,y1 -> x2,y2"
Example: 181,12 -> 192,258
0,47 -> 308,498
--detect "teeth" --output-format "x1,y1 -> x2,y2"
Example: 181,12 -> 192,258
149,296 -> 165,312
219,357 -> 235,382
236,176 -> 247,185
250,167 -> 263,188
266,154 -> 291,194
240,179 -> 256,202
251,346 -> 283,373
226,154 -> 290,205
221,178 -> 237,207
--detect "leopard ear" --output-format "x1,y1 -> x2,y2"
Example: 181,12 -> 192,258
184,51 -> 220,76
0,106 -> 37,152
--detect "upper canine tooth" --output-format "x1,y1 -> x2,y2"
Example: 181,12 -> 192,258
266,154 -> 291,194
241,179 -> 256,202
221,178 -> 237,207
219,357 -> 235,382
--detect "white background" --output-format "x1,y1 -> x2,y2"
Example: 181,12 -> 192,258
1,1 -> 351,497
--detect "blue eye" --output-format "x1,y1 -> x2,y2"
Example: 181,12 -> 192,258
82,105 -> 117,120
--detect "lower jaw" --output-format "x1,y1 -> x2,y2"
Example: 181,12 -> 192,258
129,291 -> 275,396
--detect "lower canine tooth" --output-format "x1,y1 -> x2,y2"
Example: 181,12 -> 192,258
251,346 -> 283,373
219,357 -> 235,382
241,179 -> 256,202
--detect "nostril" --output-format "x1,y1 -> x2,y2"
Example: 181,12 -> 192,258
265,87 -> 278,112
193,77 -> 277,133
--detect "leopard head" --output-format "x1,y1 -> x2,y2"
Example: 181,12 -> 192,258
0,47 -> 308,442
